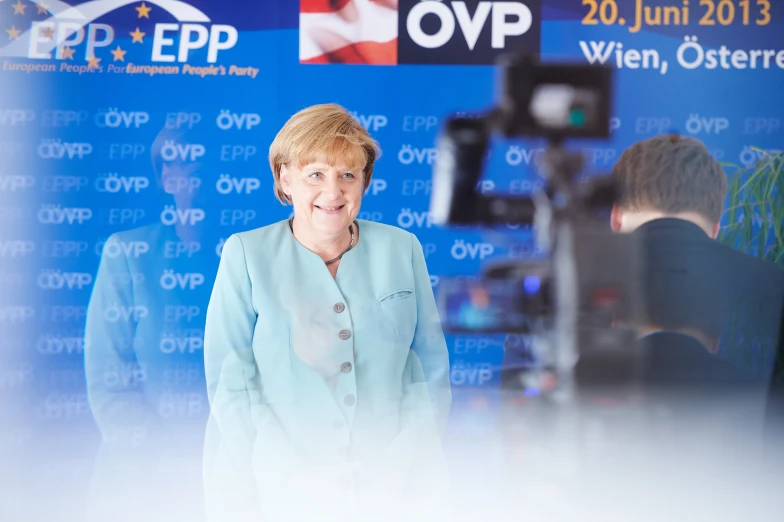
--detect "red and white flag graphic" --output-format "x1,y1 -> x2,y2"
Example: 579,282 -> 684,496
300,0 -> 398,65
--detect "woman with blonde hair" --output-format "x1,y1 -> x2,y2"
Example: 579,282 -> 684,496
203,103 -> 452,521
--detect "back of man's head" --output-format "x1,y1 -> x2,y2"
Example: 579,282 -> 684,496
611,134 -> 727,237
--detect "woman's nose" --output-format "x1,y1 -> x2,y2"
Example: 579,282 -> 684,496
323,175 -> 342,197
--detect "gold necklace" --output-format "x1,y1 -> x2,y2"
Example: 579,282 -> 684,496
288,218 -> 359,265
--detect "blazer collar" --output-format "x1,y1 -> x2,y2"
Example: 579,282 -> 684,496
633,217 -> 711,241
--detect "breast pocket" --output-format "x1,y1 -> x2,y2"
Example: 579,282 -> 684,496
378,289 -> 417,346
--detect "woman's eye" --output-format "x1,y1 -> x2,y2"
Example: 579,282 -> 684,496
343,173 -> 356,179
309,172 -> 323,178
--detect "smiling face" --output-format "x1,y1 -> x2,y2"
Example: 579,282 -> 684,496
280,160 -> 365,237
269,104 -> 381,239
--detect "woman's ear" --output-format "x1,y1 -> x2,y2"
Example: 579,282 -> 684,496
279,164 -> 292,197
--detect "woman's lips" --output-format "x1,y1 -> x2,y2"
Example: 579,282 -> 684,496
315,204 -> 345,214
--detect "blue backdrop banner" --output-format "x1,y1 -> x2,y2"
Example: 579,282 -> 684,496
1,0 -> 783,495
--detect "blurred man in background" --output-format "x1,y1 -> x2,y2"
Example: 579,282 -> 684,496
83,125 -> 216,522
502,134 -> 784,390
606,134 -> 784,387
592,133 -> 784,475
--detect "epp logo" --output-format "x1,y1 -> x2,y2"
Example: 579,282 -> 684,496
300,0 -> 541,65
3,0 -> 238,65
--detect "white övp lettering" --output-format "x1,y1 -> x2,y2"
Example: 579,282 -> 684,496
450,361 -> 493,385
95,109 -> 150,129
103,362 -> 147,387
451,240 -> 495,260
160,206 -> 206,226
407,1 -> 532,50
160,335 -> 204,354
506,146 -> 544,166
215,174 -> 261,195
95,174 -> 150,193
366,179 -> 387,196
158,392 -> 203,418
685,114 -> 730,135
397,208 -> 434,229
216,110 -> 261,130
159,270 -> 205,291
37,205 -> 92,225
37,270 -> 92,290
104,305 -> 149,323
37,335 -> 86,355
99,239 -> 150,258
349,112 -> 388,132
38,139 -> 93,159
159,140 -> 206,162
399,145 -> 438,165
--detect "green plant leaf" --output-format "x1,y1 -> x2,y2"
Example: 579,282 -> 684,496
725,168 -> 741,234
771,160 -> 784,258
726,148 -> 784,267
739,160 -> 769,192
742,201 -> 754,254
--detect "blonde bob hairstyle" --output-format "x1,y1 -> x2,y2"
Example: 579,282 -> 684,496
268,103 -> 382,205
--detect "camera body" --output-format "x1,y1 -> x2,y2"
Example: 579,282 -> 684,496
430,54 -> 647,392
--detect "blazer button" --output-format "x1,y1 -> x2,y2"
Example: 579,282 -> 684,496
340,362 -> 352,373
333,302 -> 345,313
338,329 -> 351,340
344,394 -> 355,406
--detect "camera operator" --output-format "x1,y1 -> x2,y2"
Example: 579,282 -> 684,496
606,134 -> 784,387
501,134 -> 784,390
497,134 -> 784,487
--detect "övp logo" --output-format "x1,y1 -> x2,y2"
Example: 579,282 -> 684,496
159,141 -> 205,162
349,112 -> 388,132
215,174 -> 261,195
95,173 -> 150,193
160,270 -> 205,290
1,0 -> 238,64
38,139 -> 92,159
399,0 -> 542,64
37,270 -> 93,290
38,205 -> 92,225
216,111 -> 261,131
95,109 -> 150,129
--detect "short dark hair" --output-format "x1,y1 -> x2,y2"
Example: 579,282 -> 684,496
611,134 -> 727,224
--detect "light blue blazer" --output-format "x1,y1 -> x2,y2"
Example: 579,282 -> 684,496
203,219 -> 452,519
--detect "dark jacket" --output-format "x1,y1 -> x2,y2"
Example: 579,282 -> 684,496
503,218 -> 784,390
633,218 -> 784,385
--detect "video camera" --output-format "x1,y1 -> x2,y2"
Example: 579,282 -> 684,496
430,54 -> 647,391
